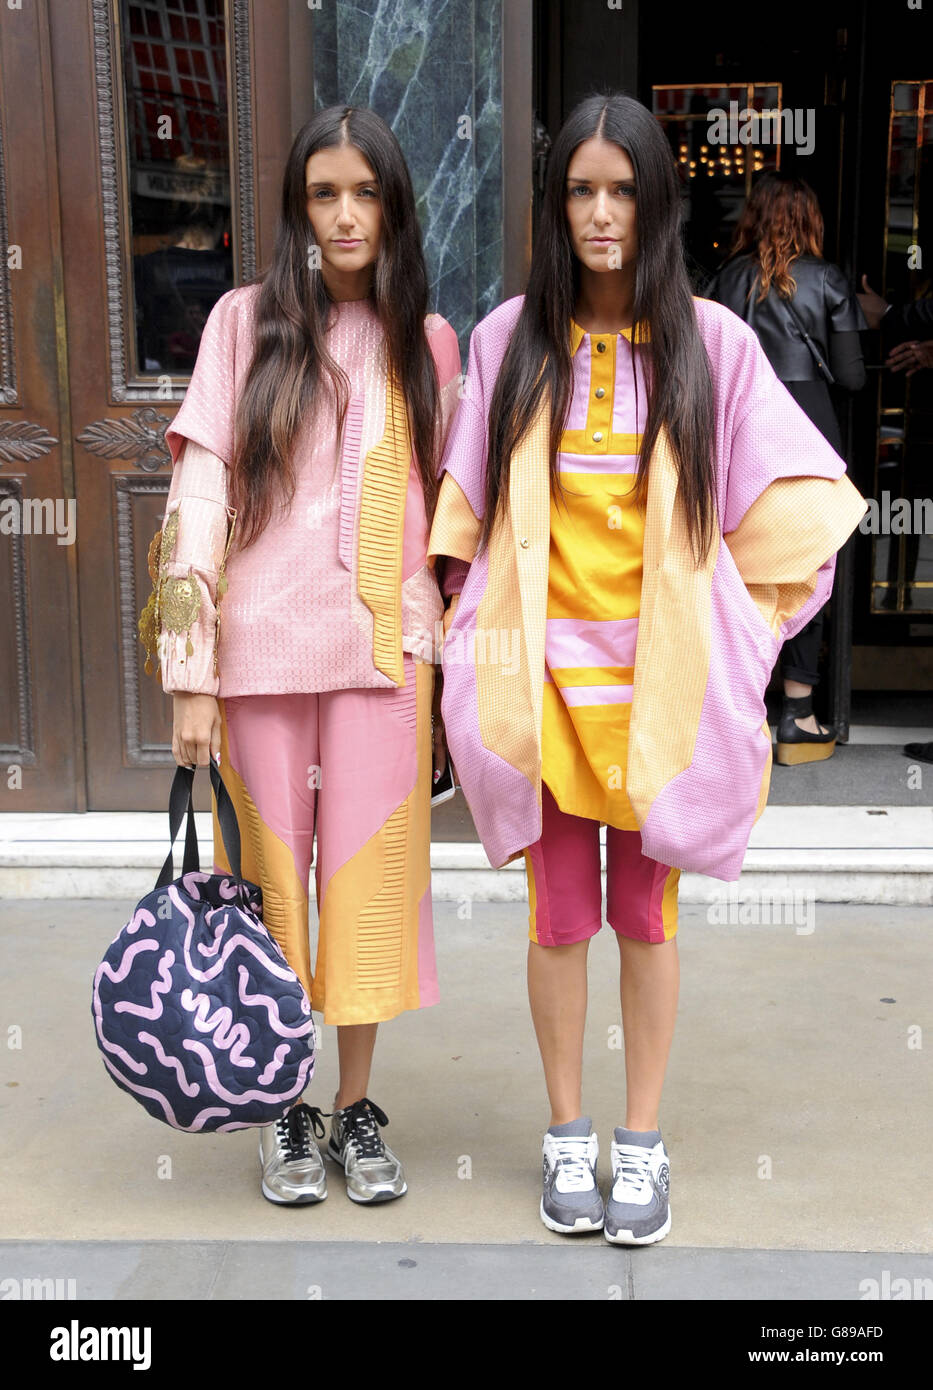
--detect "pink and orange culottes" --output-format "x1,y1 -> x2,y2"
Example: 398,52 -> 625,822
210,655 -> 438,1025
523,783 -> 681,948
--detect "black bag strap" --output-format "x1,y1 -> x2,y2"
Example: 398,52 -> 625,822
155,761 -> 243,889
777,293 -> 836,386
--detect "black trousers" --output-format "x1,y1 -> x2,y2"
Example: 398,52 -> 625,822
778,378 -> 839,693
782,607 -> 824,689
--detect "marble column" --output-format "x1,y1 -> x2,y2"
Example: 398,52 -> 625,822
312,0 -> 503,355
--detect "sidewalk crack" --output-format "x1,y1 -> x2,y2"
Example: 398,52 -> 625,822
205,1242 -> 229,1300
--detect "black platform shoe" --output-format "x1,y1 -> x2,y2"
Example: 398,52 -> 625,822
775,694 -> 836,766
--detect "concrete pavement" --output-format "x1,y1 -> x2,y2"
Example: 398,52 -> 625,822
3,1240 -> 932,1300
1,899 -> 930,1300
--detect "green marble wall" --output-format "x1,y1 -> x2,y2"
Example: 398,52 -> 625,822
312,0 -> 503,355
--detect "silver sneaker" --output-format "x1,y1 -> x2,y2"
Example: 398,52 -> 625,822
259,1102 -> 328,1205
327,1097 -> 407,1203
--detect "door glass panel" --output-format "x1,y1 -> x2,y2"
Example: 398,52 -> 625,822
873,81 -> 932,615
652,82 -> 782,281
893,82 -> 918,113
872,414 -> 904,612
119,0 -> 234,378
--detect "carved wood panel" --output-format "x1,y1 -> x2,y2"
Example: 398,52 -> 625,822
1,0 -> 312,810
54,0 -> 301,810
0,476 -> 35,765
0,1 -> 80,811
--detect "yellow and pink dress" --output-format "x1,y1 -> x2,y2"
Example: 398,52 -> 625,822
527,317 -> 680,947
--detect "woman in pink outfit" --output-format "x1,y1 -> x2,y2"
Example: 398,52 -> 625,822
428,92 -> 866,1244
139,106 -> 461,1207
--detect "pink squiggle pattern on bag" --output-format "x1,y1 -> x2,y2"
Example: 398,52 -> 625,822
168,886 -> 300,984
101,1053 -> 231,1130
180,987 -> 255,1067
258,1043 -> 292,1086
91,941 -> 162,1075
180,870 -> 210,900
180,871 -> 244,906
114,950 -> 174,1019
182,1038 -> 313,1105
91,993 -> 148,1075
125,906 -> 157,936
95,873 -> 313,1127
196,904 -> 274,962
137,1031 -> 199,1097
236,966 -> 315,1039
195,909 -> 231,958
96,938 -> 160,983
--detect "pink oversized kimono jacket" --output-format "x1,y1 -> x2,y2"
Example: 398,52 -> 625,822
427,294 -> 868,882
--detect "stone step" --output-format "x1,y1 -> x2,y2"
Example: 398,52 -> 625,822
1,805 -> 931,904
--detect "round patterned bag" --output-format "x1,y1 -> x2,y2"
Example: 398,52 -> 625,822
92,761 -> 315,1131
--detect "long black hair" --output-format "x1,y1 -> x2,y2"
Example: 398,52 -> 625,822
481,92 -> 717,565
232,105 -> 440,547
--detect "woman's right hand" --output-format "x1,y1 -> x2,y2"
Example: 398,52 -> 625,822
172,692 -> 221,768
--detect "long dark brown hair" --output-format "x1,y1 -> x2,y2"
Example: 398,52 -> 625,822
730,171 -> 824,301
481,91 -> 717,566
230,106 -> 441,548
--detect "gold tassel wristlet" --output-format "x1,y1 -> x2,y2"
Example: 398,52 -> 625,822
137,503 -> 237,680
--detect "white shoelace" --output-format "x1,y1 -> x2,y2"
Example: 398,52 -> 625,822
613,1143 -> 653,1196
553,1137 -> 595,1192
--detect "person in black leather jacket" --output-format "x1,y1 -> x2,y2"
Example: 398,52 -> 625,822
706,173 -> 866,765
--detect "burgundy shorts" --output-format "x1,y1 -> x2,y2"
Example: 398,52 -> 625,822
523,783 -> 681,947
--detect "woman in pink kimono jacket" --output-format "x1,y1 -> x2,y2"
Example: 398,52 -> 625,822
428,94 -> 867,1245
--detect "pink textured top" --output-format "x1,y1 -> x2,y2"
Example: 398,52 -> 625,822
158,285 -> 462,697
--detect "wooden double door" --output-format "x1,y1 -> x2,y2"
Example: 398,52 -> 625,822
0,0 -> 311,811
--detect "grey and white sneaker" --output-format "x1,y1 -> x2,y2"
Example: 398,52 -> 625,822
327,1097 -> 407,1203
604,1127 -> 671,1245
540,1118 -> 605,1234
259,1102 -> 328,1205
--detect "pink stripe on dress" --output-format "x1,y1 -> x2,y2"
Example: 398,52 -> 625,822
557,451 -> 639,475
545,617 -> 639,669
552,682 -> 634,707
